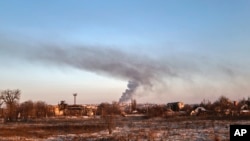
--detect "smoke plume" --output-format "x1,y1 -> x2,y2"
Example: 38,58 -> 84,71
32,46 -> 173,102
1,36 -> 249,103
119,80 -> 139,102
0,39 -> 174,102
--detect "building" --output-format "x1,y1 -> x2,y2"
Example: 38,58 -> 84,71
166,102 -> 184,111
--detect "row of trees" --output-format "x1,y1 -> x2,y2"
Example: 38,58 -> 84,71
199,96 -> 249,113
1,89 -> 249,121
0,89 -> 53,122
145,96 -> 250,118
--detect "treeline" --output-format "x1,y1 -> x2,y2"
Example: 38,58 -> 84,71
1,89 -> 250,122
0,89 -> 53,122
146,96 -> 250,118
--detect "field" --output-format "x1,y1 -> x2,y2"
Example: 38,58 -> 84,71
0,116 -> 250,141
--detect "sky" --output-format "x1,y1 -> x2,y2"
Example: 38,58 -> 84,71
0,0 -> 250,105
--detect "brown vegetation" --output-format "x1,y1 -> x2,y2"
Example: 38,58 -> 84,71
0,89 -> 20,121
98,102 -> 121,134
0,118 -> 106,139
1,89 -> 250,140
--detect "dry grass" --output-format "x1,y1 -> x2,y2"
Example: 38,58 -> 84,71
0,118 -> 106,139
0,115 -> 249,140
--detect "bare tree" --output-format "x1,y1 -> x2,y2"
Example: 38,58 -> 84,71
0,89 -> 21,121
0,99 -> 4,118
0,89 -> 20,104
0,98 -> 3,117
98,102 -> 121,134
46,105 -> 56,117
19,100 -> 34,121
213,96 -> 233,116
34,101 -> 48,118
0,99 -> 3,107
131,99 -> 137,112
200,99 -> 212,110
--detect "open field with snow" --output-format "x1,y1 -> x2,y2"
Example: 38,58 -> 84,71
1,116 -> 250,141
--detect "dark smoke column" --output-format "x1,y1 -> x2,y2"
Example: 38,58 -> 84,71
119,80 -> 139,103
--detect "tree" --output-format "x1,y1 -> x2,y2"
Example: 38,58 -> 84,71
131,99 -> 137,112
0,99 -> 3,107
19,100 -> 34,121
200,99 -> 212,108
237,98 -> 249,111
0,99 -> 4,118
98,102 -> 121,134
34,101 -> 48,118
213,96 -> 233,115
0,89 -> 20,104
0,89 -> 21,121
46,105 -> 56,117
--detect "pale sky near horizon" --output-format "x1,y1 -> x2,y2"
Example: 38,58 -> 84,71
0,0 -> 250,105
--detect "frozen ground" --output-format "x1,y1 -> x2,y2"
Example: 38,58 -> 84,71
47,119 -> 249,141
0,117 -> 250,141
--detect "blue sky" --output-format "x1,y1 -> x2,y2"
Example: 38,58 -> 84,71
0,0 -> 250,104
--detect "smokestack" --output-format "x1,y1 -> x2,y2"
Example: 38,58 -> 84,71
119,80 -> 139,103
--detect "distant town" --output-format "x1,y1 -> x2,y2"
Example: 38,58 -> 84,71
1,89 -> 250,122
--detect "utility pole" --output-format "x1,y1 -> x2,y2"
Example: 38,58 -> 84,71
73,93 -> 77,105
